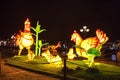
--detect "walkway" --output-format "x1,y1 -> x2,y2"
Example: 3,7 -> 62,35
0,59 -> 61,80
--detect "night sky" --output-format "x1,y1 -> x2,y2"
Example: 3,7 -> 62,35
1,0 -> 120,43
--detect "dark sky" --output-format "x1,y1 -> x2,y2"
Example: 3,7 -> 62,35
1,0 -> 120,43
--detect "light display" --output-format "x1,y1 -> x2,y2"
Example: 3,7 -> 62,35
14,18 -> 108,68
67,48 -> 76,60
71,29 -> 108,67
38,40 -> 48,56
27,51 -> 35,60
41,50 -> 62,63
41,42 -> 62,63
16,18 -> 34,57
87,48 -> 101,67
31,21 -> 46,56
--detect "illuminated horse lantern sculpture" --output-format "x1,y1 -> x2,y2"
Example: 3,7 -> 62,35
16,18 -> 34,56
71,29 -> 109,58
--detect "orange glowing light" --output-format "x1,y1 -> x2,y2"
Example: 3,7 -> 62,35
42,50 -> 62,63
27,51 -> 35,60
67,48 -> 76,60
15,18 -> 34,56
70,29 -> 108,67
71,29 -> 108,58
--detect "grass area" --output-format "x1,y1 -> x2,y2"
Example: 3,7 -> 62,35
5,56 -> 120,80
67,60 -> 120,80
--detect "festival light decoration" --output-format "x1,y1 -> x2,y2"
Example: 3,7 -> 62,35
67,48 -> 76,60
41,42 -> 62,63
41,50 -> 62,63
15,18 -> 34,57
31,21 -> 46,56
71,29 -> 108,67
71,30 -> 84,57
38,40 -> 49,56
27,51 -> 35,60
87,48 -> 101,67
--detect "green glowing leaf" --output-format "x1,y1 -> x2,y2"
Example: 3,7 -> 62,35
31,21 -> 47,56
87,48 -> 101,57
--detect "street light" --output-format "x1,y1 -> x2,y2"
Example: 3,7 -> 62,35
80,26 -> 90,39
80,26 -> 90,33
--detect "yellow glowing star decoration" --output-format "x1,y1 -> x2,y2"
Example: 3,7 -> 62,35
70,29 -> 108,66
16,18 -> 34,57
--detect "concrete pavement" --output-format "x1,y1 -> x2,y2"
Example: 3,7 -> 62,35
0,59 -> 61,80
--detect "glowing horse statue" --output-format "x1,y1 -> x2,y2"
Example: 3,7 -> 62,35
16,18 -> 34,56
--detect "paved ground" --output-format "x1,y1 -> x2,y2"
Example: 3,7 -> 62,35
0,59 -> 61,80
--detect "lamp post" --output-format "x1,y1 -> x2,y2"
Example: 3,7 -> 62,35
61,42 -> 68,80
0,52 -> 4,77
80,26 -> 90,39
0,52 -> 1,76
63,51 -> 67,80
